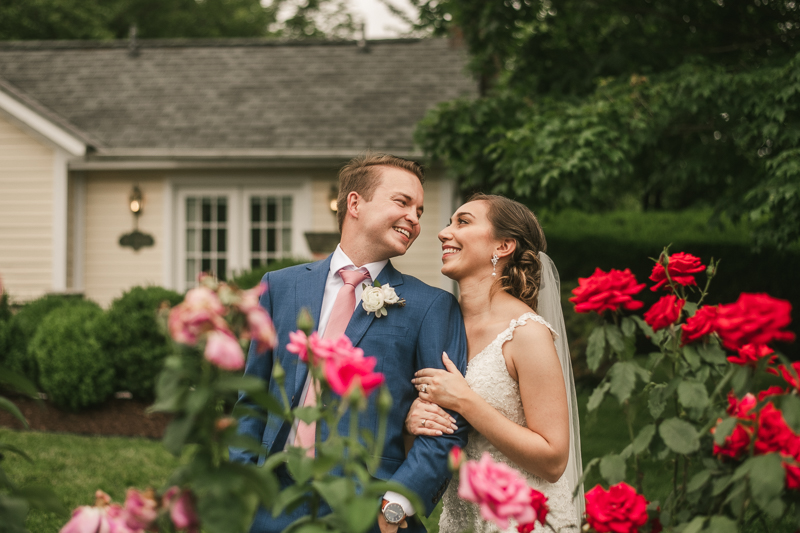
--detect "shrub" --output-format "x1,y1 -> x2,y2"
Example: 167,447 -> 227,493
2,293 -> 84,385
31,301 -> 114,411
94,286 -> 183,401
230,258 -> 310,289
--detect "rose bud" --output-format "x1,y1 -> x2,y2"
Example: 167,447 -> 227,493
448,446 -> 464,472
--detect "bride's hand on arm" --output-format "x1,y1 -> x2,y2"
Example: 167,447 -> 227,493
412,352 -> 474,412
404,398 -> 458,436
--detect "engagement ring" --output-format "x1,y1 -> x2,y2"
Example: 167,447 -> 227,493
421,419 -> 427,427
421,384 -> 428,393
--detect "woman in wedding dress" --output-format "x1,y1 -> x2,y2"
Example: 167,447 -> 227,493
407,194 -> 582,533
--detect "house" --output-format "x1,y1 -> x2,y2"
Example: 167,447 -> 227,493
0,37 -> 476,306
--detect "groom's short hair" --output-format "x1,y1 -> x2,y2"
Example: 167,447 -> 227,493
336,153 -> 425,231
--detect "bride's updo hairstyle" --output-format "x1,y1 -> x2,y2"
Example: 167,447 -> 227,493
469,193 -> 547,312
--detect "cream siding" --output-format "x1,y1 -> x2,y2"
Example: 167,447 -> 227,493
83,173 -> 164,306
0,113 -> 54,301
311,178 -> 340,232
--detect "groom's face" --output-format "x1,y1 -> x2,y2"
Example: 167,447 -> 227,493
355,166 -> 424,260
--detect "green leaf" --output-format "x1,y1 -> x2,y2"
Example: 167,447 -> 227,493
632,424 -> 656,455
293,407 -> 322,424
648,384 -> 668,419
659,417 -> 700,455
0,366 -> 38,398
12,486 -> 65,514
0,397 -> 27,428
162,414 -> 195,456
621,317 -> 636,338
312,478 -> 353,513
604,324 -> 625,355
682,516 -> 706,533
697,343 -> 727,365
687,470 -> 711,493
0,443 -> 32,462
599,453 -> 627,485
344,496 -> 381,533
780,395 -> 800,434
215,375 -> 266,394
705,516 -> 737,533
682,345 -> 702,370
608,362 -> 638,404
678,381 -> 709,412
587,382 -> 610,412
586,328 -> 606,372
712,474 -> 732,496
575,458 -> 600,498
748,454 -> 786,518
713,418 -> 738,446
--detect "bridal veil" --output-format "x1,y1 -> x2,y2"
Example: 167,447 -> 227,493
537,251 -> 585,517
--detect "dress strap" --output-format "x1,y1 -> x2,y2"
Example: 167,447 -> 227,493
508,312 -> 559,339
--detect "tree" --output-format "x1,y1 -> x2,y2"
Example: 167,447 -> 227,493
0,0 -> 358,41
409,0 -> 800,248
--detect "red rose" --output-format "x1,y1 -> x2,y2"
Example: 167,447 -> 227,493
726,392 -> 756,420
711,420 -> 752,459
785,460 -> 800,490
643,295 -> 685,331
769,361 -> 800,391
726,344 -> 776,367
680,305 -> 718,345
585,482 -> 648,533
570,268 -> 645,314
649,252 -> 705,292
515,488 -> 549,532
757,386 -> 788,401
755,403 -> 796,456
715,293 -> 795,350
516,524 -> 534,533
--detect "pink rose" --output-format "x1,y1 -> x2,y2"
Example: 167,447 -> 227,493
310,333 -> 364,363
324,352 -> 384,397
168,287 -> 226,346
247,307 -> 277,352
163,487 -> 200,533
287,330 -> 309,362
458,453 -> 537,529
122,488 -> 157,530
448,446 -> 464,472
237,282 -> 266,314
60,491 -> 133,533
204,330 -> 245,371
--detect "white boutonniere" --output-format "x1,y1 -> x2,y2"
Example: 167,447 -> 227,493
361,281 -> 406,318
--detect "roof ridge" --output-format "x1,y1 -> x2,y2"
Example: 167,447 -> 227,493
0,76 -> 103,149
0,36 -> 435,50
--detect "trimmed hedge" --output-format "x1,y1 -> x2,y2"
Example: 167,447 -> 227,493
231,258 -> 310,290
2,293 -> 85,386
94,286 -> 183,401
31,301 -> 114,411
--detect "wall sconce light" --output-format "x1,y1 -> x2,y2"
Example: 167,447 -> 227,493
129,185 -> 143,215
328,185 -> 338,213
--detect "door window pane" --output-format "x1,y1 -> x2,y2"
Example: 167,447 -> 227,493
249,195 -> 293,268
186,196 -> 228,287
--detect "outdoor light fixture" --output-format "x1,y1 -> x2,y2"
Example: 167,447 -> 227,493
328,184 -> 338,213
129,185 -> 143,215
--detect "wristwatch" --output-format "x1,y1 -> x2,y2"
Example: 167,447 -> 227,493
381,498 -> 406,525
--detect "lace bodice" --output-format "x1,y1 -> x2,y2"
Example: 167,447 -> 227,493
439,312 -> 579,533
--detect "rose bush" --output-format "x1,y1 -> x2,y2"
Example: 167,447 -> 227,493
575,247 -> 800,533
60,274 -> 409,533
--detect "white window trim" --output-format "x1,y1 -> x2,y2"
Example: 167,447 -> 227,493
169,178 -> 312,293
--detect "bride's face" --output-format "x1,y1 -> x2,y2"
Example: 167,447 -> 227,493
438,200 -> 499,281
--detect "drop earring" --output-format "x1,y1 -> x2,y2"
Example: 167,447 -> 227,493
491,254 -> 499,276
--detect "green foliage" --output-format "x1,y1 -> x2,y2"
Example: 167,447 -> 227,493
0,0 -> 358,40
30,302 -> 115,412
230,258 -> 310,290
2,294 -> 84,387
93,286 -> 183,401
414,0 -> 800,249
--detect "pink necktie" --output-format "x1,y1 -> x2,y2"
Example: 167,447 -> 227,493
295,268 -> 369,455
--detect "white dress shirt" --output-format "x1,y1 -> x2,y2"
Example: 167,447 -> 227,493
285,246 -> 415,516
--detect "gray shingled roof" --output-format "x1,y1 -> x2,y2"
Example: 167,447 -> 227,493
0,38 -> 475,155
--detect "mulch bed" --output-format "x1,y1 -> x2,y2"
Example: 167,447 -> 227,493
0,395 -> 172,439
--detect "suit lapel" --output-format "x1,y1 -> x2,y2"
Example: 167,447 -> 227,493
345,260 -> 405,347
293,256 -> 332,394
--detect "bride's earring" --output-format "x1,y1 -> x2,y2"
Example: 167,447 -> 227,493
491,254 -> 499,277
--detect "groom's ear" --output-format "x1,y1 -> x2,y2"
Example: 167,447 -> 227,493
346,191 -> 361,220
496,238 -> 516,258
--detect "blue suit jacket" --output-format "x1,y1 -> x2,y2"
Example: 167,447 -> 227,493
230,256 -> 469,532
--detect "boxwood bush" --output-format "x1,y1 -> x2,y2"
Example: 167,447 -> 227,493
230,258 -> 310,290
94,286 -> 183,401
2,293 -> 84,386
31,301 -> 114,411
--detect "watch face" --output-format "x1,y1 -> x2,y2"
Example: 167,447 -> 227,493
383,503 -> 404,524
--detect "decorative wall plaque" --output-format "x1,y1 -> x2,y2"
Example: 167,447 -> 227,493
119,230 -> 155,251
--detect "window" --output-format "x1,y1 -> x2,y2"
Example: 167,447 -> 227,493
185,196 -> 228,285
250,195 -> 293,268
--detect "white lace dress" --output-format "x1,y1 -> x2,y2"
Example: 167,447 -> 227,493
439,312 -> 579,533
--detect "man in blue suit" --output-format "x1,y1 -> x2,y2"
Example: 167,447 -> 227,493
231,153 -> 469,533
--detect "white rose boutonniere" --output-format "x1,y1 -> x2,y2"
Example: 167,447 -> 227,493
361,281 -> 406,317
